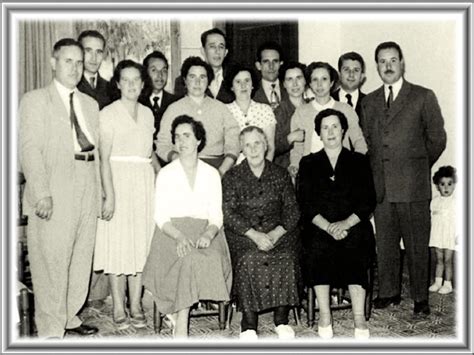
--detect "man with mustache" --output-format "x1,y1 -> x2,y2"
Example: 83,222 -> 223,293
253,41 -> 289,111
360,41 -> 447,316
139,50 -> 178,165
174,28 -> 233,103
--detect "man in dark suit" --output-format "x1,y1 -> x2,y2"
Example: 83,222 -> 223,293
253,41 -> 288,110
331,51 -> 366,118
19,38 -> 101,338
77,30 -> 112,110
77,30 -> 112,310
360,41 -> 447,316
139,50 -> 178,160
174,28 -> 233,103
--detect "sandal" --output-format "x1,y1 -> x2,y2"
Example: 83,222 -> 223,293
130,312 -> 147,329
113,315 -> 131,330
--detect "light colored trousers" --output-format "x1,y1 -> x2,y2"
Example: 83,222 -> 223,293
27,160 -> 98,338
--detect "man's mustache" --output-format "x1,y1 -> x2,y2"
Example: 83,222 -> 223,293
385,70 -> 395,74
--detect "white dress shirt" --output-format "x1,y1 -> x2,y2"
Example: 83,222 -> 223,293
338,88 -> 360,108
54,79 -> 95,152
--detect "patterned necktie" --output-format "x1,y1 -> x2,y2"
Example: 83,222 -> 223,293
345,93 -> 353,107
270,83 -> 280,110
387,85 -> 394,108
89,76 -> 95,89
152,96 -> 160,112
70,92 -> 94,152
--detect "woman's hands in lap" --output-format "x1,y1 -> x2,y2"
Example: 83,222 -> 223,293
252,231 -> 275,252
176,234 -> 195,257
327,220 -> 351,240
195,235 -> 212,249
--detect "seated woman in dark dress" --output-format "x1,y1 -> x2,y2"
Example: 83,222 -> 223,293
222,126 -> 302,340
296,108 -> 376,340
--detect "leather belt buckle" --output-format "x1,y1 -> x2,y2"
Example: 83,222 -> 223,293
75,152 -> 95,162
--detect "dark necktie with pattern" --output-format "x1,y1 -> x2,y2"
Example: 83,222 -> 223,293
270,83 -> 280,110
152,96 -> 160,113
70,92 -> 94,152
345,93 -> 353,107
387,85 -> 394,108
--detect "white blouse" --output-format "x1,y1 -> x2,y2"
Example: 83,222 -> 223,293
154,159 -> 223,229
226,100 -> 276,131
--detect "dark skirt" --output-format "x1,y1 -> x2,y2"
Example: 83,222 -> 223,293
227,229 -> 302,313
302,220 -> 375,290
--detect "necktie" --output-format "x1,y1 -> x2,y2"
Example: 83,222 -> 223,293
70,92 -> 94,152
210,71 -> 222,98
387,85 -> 394,108
345,93 -> 353,107
152,96 -> 160,112
89,76 -> 95,89
270,83 -> 280,110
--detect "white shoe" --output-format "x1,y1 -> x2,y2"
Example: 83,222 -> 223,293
354,327 -> 370,339
429,283 -> 442,292
240,329 -> 258,340
275,324 -> 295,339
438,284 -> 453,294
318,324 -> 333,339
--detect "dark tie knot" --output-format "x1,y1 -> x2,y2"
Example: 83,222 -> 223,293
345,93 -> 353,107
271,83 -> 276,89
153,96 -> 159,104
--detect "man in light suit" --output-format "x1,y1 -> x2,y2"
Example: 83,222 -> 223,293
253,41 -> 289,110
77,30 -> 112,110
174,28 -> 233,103
19,38 -> 101,338
360,41 -> 447,316
331,51 -> 366,118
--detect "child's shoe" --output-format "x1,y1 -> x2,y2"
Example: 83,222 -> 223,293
438,282 -> 453,294
429,277 -> 443,292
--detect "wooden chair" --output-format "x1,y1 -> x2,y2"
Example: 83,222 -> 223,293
226,302 -> 301,329
153,301 -> 229,333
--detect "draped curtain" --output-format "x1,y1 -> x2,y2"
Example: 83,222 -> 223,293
18,21 -> 56,97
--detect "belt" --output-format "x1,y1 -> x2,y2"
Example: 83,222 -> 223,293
74,152 -> 95,161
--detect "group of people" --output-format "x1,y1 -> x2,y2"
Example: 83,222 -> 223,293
19,26 -> 454,342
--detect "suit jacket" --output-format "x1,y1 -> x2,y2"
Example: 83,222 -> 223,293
253,81 -> 289,108
138,90 -> 178,138
360,80 -> 447,203
77,74 -> 112,110
331,88 -> 366,118
173,74 -> 234,104
19,82 -> 102,218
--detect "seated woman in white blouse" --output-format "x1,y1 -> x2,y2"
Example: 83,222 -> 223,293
143,115 -> 232,338
225,64 -> 276,162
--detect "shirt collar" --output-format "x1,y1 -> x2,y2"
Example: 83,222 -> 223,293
384,77 -> 403,100
54,79 -> 77,100
312,97 -> 335,111
261,78 -> 279,91
339,88 -> 359,105
83,72 -> 98,83
150,90 -> 163,104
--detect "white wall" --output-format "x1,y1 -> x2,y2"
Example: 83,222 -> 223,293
299,16 -> 462,183
179,20 -> 213,65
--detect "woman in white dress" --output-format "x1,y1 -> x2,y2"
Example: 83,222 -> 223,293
94,60 -> 160,329
225,64 -> 276,162
143,115 -> 232,338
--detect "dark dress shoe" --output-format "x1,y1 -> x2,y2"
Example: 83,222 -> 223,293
373,295 -> 402,309
66,324 -> 99,336
414,300 -> 430,315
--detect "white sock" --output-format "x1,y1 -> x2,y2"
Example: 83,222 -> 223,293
443,280 -> 453,288
434,277 -> 443,286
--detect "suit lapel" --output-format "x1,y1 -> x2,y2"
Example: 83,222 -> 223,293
47,83 -> 69,125
385,81 -> 411,126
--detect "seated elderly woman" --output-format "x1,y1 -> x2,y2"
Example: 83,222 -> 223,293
222,126 -> 302,340
143,115 -> 232,338
296,108 -> 376,339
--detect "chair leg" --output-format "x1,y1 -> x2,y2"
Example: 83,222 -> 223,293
292,306 -> 301,326
307,287 -> 315,328
218,301 -> 227,330
365,263 -> 375,321
153,302 -> 162,334
226,302 -> 234,329
19,288 -> 31,336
